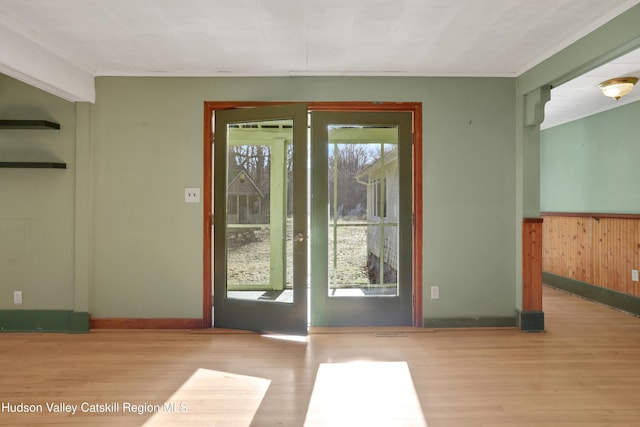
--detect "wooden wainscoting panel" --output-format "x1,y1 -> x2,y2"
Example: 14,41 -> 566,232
592,217 -> 640,295
542,214 -> 640,298
523,218 -> 543,312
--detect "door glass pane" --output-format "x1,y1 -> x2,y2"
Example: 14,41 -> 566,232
327,128 -> 399,297
226,119 -> 294,303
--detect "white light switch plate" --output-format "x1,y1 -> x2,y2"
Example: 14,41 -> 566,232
185,187 -> 200,203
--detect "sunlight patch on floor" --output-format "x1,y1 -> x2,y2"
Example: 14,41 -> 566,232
144,368 -> 270,426
262,333 -> 309,343
304,361 -> 427,427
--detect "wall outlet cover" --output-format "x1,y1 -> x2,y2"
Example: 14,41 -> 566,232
184,187 -> 201,203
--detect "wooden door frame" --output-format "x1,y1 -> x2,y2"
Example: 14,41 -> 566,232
203,101 -> 423,328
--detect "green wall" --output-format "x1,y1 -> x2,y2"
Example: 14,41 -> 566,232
1,73 -> 519,325
422,78 -> 516,319
541,100 -> 640,213
0,76 -> 76,312
92,76 -> 518,321
3,3 -> 639,330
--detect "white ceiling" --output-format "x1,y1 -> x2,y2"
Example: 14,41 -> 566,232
0,0 -> 639,125
543,48 -> 640,129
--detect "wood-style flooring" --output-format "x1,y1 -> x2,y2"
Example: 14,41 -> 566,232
1,286 -> 640,426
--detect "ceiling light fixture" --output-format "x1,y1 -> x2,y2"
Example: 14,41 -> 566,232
599,77 -> 638,100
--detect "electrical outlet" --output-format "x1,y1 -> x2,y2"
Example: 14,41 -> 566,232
632,270 -> 639,282
430,286 -> 439,300
184,187 -> 200,203
13,291 -> 22,305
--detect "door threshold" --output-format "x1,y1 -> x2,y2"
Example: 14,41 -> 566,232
189,327 -> 258,334
308,326 -> 434,335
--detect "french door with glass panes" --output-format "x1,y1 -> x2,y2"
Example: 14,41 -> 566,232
310,111 -> 413,327
213,104 -> 308,335
212,105 -> 413,334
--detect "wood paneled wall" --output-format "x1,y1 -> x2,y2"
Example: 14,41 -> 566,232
523,218 -> 543,311
542,213 -> 640,297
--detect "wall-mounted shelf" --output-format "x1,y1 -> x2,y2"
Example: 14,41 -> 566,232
1,119 -> 65,168
0,120 -> 61,129
0,162 -> 66,169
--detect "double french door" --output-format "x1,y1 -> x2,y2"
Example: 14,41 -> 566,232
212,104 -> 413,335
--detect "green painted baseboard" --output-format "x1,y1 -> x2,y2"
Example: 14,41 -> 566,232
543,272 -> 640,316
423,316 -> 516,328
0,310 -> 89,333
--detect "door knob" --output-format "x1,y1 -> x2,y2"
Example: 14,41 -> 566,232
294,232 -> 306,242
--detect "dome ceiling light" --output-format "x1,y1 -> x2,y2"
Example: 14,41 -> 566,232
599,77 -> 638,100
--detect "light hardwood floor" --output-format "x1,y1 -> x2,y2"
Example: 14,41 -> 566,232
1,286 -> 640,426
